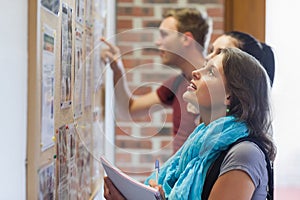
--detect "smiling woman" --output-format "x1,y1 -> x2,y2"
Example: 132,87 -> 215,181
183,54 -> 228,123
104,48 -> 276,200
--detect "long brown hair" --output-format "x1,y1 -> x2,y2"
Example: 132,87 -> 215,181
222,48 -> 276,161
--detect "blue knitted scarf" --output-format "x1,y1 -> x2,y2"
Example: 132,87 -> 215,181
145,116 -> 248,200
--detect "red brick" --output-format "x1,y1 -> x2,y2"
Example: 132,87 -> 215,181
115,140 -> 152,149
117,19 -> 133,29
166,113 -> 173,123
188,0 -> 219,3
212,20 -> 224,31
117,7 -> 154,17
143,0 -> 177,4
117,31 -> 154,43
118,0 -> 133,2
142,20 -> 161,28
140,127 -> 161,137
161,140 -> 173,150
207,7 -> 224,18
118,45 -> 134,56
115,126 -> 132,136
115,153 -> 132,162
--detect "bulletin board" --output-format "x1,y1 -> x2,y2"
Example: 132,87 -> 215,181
27,0 -> 109,199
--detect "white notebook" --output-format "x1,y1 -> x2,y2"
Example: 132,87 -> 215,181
100,156 -> 162,200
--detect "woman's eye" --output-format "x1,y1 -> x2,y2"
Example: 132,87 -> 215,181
216,48 -> 222,55
208,46 -> 213,54
208,68 -> 214,76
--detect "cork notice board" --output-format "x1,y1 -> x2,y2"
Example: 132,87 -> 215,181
27,0 -> 108,199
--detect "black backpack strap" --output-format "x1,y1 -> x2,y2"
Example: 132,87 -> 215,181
201,149 -> 228,200
201,136 -> 274,200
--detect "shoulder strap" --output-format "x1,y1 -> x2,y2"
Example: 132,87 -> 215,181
201,136 -> 274,200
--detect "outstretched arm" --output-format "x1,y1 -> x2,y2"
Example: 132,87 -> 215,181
101,38 -> 162,119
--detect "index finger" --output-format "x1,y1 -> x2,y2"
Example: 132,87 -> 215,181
100,37 -> 114,49
148,179 -> 158,187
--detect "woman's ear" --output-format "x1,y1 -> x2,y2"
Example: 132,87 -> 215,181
224,94 -> 231,106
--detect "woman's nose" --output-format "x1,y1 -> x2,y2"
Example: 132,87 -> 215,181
192,69 -> 201,80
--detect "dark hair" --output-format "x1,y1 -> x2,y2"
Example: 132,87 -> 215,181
163,8 -> 212,52
221,47 -> 276,161
225,31 -> 275,86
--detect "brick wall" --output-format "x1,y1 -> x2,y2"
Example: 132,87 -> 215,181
114,0 -> 224,182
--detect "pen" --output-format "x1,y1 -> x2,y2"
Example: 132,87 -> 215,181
155,159 -> 160,184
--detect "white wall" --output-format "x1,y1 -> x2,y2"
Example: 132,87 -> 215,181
0,0 -> 27,199
266,0 -> 300,187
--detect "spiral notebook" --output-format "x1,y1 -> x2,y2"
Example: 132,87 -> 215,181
100,156 -> 162,200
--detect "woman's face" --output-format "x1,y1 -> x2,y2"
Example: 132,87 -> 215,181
183,53 -> 228,111
206,35 -> 238,60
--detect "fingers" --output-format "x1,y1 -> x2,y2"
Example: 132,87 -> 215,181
100,37 -> 121,67
100,37 -> 119,53
103,176 -> 126,200
148,179 -> 158,187
101,37 -> 113,49
148,179 -> 166,200
103,177 -> 111,199
157,185 -> 166,200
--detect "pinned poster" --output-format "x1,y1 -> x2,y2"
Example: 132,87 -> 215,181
38,163 -> 55,200
41,24 -> 56,151
60,3 -> 73,109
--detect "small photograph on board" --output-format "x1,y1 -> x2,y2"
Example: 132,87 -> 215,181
41,0 -> 60,15
38,163 -> 55,200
